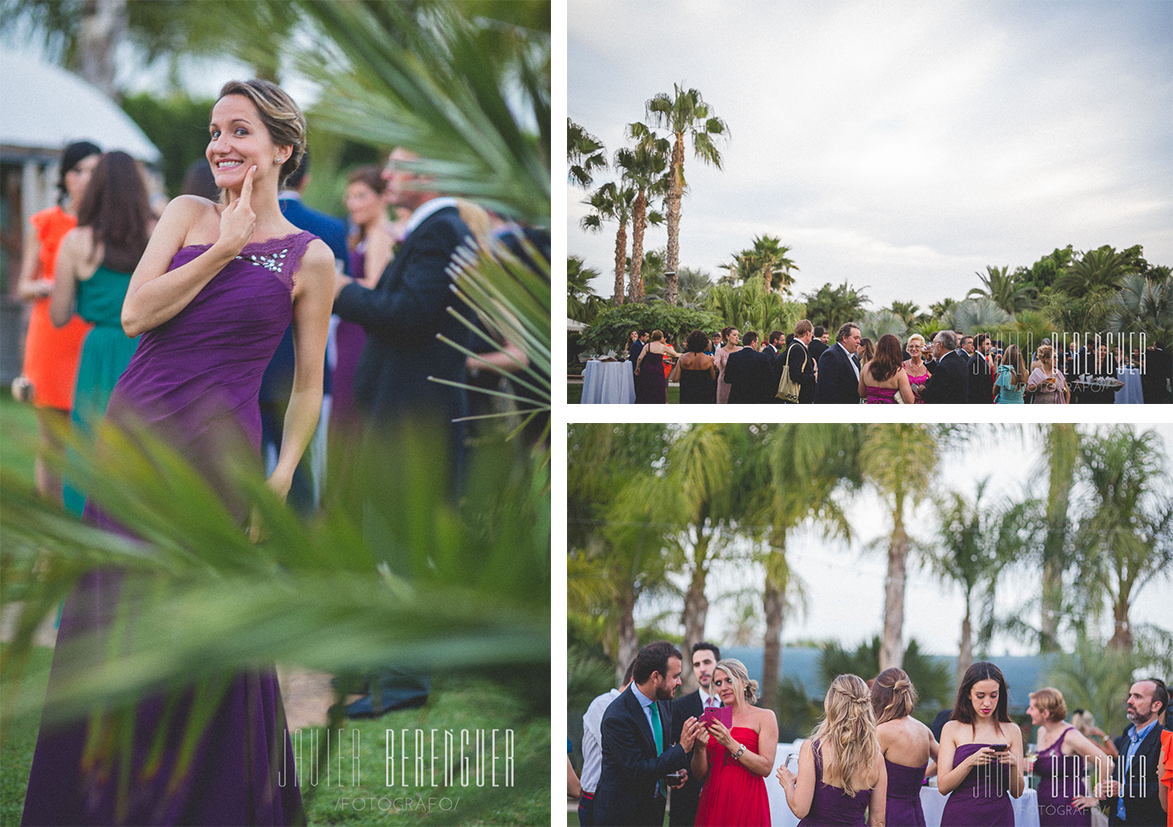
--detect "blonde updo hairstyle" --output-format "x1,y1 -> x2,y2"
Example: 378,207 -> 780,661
813,674 -> 880,798
1029,687 -> 1067,723
217,79 -> 307,190
1037,344 -> 1054,362
871,667 -> 919,724
713,658 -> 758,705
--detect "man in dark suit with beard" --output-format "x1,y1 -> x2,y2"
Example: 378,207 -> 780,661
1097,679 -> 1167,826
922,330 -> 968,404
594,642 -> 700,827
668,642 -> 722,827
813,322 -> 862,404
723,332 -> 776,404
965,333 -> 994,404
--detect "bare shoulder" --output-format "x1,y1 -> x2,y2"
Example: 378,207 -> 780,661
940,720 -> 961,742
157,194 -> 221,244
301,238 -> 335,273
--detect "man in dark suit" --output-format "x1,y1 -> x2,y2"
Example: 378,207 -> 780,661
809,326 -> 829,365
668,642 -> 721,827
333,148 -> 478,486
1098,678 -> 1167,825
630,331 -> 649,365
966,333 -> 994,404
594,641 -> 700,827
1142,341 -> 1171,404
260,149 -> 348,512
723,332 -> 776,404
922,330 -> 968,404
813,322 -> 862,404
762,330 -> 784,364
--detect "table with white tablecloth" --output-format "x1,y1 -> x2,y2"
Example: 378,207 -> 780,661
580,360 -> 635,404
767,741 -> 1040,827
1114,368 -> 1143,404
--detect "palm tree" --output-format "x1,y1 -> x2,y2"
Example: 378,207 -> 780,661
616,128 -> 671,304
858,309 -> 908,343
949,298 -> 1013,336
928,480 -> 1026,683
968,265 -> 1037,314
859,425 -> 939,671
1075,428 -> 1173,650
1033,425 -> 1081,651
1056,247 -> 1137,295
581,181 -> 636,305
929,298 -> 958,320
568,119 -> 607,188
568,255 -> 602,323
721,235 -> 799,295
749,424 -> 860,705
801,281 -> 871,333
675,266 -> 713,309
888,301 -> 923,329
1108,272 -> 1173,341
644,84 -> 729,306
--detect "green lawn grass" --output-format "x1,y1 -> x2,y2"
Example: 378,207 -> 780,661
567,383 -> 680,405
0,653 -> 549,826
0,392 -> 38,483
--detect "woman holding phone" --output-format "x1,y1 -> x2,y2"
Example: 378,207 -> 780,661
692,658 -> 777,826
938,661 -> 1025,826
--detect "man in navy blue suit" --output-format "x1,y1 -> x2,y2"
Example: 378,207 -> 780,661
332,148 -> 477,487
259,149 -> 348,511
593,641 -> 701,827
922,330 -> 968,404
813,322 -> 862,404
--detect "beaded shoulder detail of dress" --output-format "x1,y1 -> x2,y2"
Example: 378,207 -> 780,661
183,230 -> 317,290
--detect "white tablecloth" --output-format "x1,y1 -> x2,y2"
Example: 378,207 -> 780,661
1115,368 -> 1143,404
581,360 -> 635,404
766,742 -> 1040,827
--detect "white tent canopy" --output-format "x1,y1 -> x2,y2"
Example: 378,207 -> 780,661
0,51 -> 160,163
567,317 -> 587,332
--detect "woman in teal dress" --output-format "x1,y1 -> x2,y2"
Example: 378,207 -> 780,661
51,151 -> 155,514
994,344 -> 1028,404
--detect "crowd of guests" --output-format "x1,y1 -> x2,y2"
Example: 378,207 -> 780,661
620,320 -> 1172,405
571,640 -> 1172,827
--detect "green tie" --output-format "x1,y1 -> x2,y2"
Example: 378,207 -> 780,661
649,701 -> 664,797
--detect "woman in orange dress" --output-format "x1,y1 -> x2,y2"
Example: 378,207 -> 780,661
15,140 -> 101,502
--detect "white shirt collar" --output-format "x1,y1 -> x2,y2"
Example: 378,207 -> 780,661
405,196 -> 459,236
277,190 -> 302,202
699,687 -> 718,707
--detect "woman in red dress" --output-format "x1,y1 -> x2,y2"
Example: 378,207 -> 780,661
692,658 -> 777,826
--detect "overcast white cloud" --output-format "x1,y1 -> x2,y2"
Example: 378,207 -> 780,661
569,0 -> 1173,310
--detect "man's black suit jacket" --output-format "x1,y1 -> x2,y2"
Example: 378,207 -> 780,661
921,351 -> 968,404
809,339 -> 828,365
668,691 -> 706,827
333,204 -> 477,461
724,348 -> 776,404
593,686 -> 689,827
965,353 -> 993,404
813,344 -> 860,404
1142,347 -> 1171,403
1106,722 -> 1167,826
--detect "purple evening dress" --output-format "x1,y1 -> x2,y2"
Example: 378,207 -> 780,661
940,743 -> 1014,826
884,759 -> 927,827
21,232 -> 315,827
798,740 -> 872,826
1035,728 -> 1090,826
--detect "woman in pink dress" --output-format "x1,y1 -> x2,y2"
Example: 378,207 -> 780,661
1027,344 -> 1070,404
859,333 -> 915,403
714,326 -> 742,405
904,333 -> 930,403
693,659 -> 776,826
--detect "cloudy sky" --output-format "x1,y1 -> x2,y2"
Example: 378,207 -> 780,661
568,0 -> 1173,310
627,423 -> 1173,659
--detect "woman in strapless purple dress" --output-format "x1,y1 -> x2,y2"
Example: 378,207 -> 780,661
872,668 -> 938,827
937,662 -> 1026,827
778,674 -> 887,826
1027,687 -> 1112,826
21,80 -> 334,827
858,334 -> 915,404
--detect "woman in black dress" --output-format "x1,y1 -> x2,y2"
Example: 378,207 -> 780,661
676,329 -> 717,403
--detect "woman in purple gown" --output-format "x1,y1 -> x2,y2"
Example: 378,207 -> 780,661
938,662 -> 1026,827
777,674 -> 887,826
21,79 -> 334,827
872,668 -> 938,827
633,329 -> 677,404
1027,687 -> 1112,826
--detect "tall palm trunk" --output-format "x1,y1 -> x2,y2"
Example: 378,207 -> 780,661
612,221 -> 628,306
880,498 -> 908,671
615,588 -> 638,686
665,135 -> 685,306
761,537 -> 788,706
762,255 -> 775,294
1041,424 -> 1078,651
957,595 -> 973,686
1110,598 -> 1132,651
680,529 -> 710,693
76,0 -> 127,100
629,190 -> 647,304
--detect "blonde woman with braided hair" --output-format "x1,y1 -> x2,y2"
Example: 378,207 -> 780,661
778,674 -> 887,826
872,668 -> 938,827
692,658 -> 777,825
